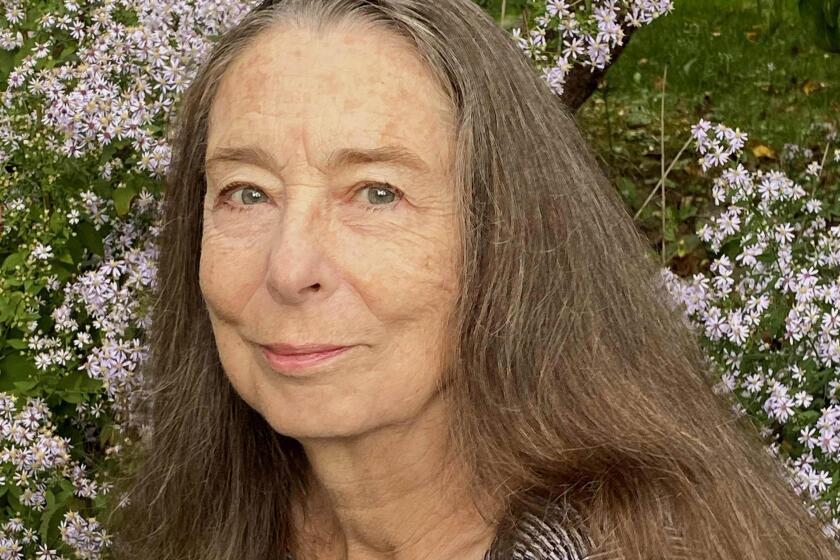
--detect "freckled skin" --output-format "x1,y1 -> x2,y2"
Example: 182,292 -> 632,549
200,23 -> 460,439
200,24 -> 500,559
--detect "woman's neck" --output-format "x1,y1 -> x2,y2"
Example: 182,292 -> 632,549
287,398 -> 500,560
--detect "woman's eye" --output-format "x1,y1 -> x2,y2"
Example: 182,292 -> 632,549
231,185 -> 267,205
217,183 -> 268,211
357,182 -> 403,212
217,182 -> 402,213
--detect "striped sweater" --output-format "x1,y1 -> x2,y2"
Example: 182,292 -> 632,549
284,506 -> 593,560
483,507 -> 592,560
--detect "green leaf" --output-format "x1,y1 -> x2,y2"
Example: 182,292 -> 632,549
49,210 -> 64,234
798,410 -> 820,424
7,484 -> 21,499
827,0 -> 840,30
57,250 -> 74,265
0,352 -> 36,376
113,185 -> 137,216
77,221 -> 104,257
0,298 -> 12,324
56,485 -> 74,506
40,490 -> 57,541
12,379 -> 39,391
40,485 -> 73,544
663,224 -> 678,242
618,177 -> 638,205
99,424 -> 115,447
79,376 -> 103,392
2,252 -> 24,271
0,49 -> 15,83
0,353 -> 38,392
66,229 -> 86,263
60,391 -> 87,404
56,371 -> 101,398
799,0 -> 840,51
57,43 -> 77,64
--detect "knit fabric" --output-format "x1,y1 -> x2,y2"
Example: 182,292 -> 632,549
284,504 -> 592,560
483,506 -> 592,560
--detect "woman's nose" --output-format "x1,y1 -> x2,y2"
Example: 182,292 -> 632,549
263,188 -> 336,304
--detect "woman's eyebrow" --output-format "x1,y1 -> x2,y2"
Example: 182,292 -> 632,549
205,144 -> 430,175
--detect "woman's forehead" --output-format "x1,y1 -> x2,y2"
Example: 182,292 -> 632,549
206,25 -> 455,174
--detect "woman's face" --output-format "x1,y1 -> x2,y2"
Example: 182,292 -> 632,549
200,23 -> 460,439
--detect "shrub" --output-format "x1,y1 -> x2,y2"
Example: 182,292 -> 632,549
661,119 -> 840,539
3,0 -> 836,557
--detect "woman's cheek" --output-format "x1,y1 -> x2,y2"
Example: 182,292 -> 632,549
199,221 -> 270,321
204,205 -> 277,240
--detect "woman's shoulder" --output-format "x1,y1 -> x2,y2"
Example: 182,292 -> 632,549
485,502 -> 593,560
284,502 -> 593,560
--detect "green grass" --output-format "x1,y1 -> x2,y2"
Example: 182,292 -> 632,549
585,0 -> 839,146
575,0 -> 840,275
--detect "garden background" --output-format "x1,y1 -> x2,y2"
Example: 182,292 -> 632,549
1,0 -> 839,557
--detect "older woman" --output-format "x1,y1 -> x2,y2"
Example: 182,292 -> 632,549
108,1 -> 839,559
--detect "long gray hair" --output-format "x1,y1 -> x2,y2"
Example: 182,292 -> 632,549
105,1 -> 839,558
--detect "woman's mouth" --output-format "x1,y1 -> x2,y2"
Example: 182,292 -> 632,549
260,345 -> 353,374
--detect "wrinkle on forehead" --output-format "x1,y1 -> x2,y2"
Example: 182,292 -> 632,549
211,21 -> 455,130
207,21 -> 457,180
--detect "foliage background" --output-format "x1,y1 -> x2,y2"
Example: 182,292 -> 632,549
0,0 -> 839,557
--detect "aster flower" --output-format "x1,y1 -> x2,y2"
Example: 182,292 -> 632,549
660,118 -> 840,532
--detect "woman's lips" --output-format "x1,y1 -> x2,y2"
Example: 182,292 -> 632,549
260,345 -> 352,374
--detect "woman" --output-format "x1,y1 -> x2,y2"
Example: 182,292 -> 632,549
106,1 -> 840,559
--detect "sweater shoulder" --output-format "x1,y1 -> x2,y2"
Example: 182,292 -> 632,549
512,508 -> 592,559
485,502 -> 592,560
284,503 -> 593,560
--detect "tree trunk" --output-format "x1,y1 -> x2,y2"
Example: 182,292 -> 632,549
560,23 -> 639,111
